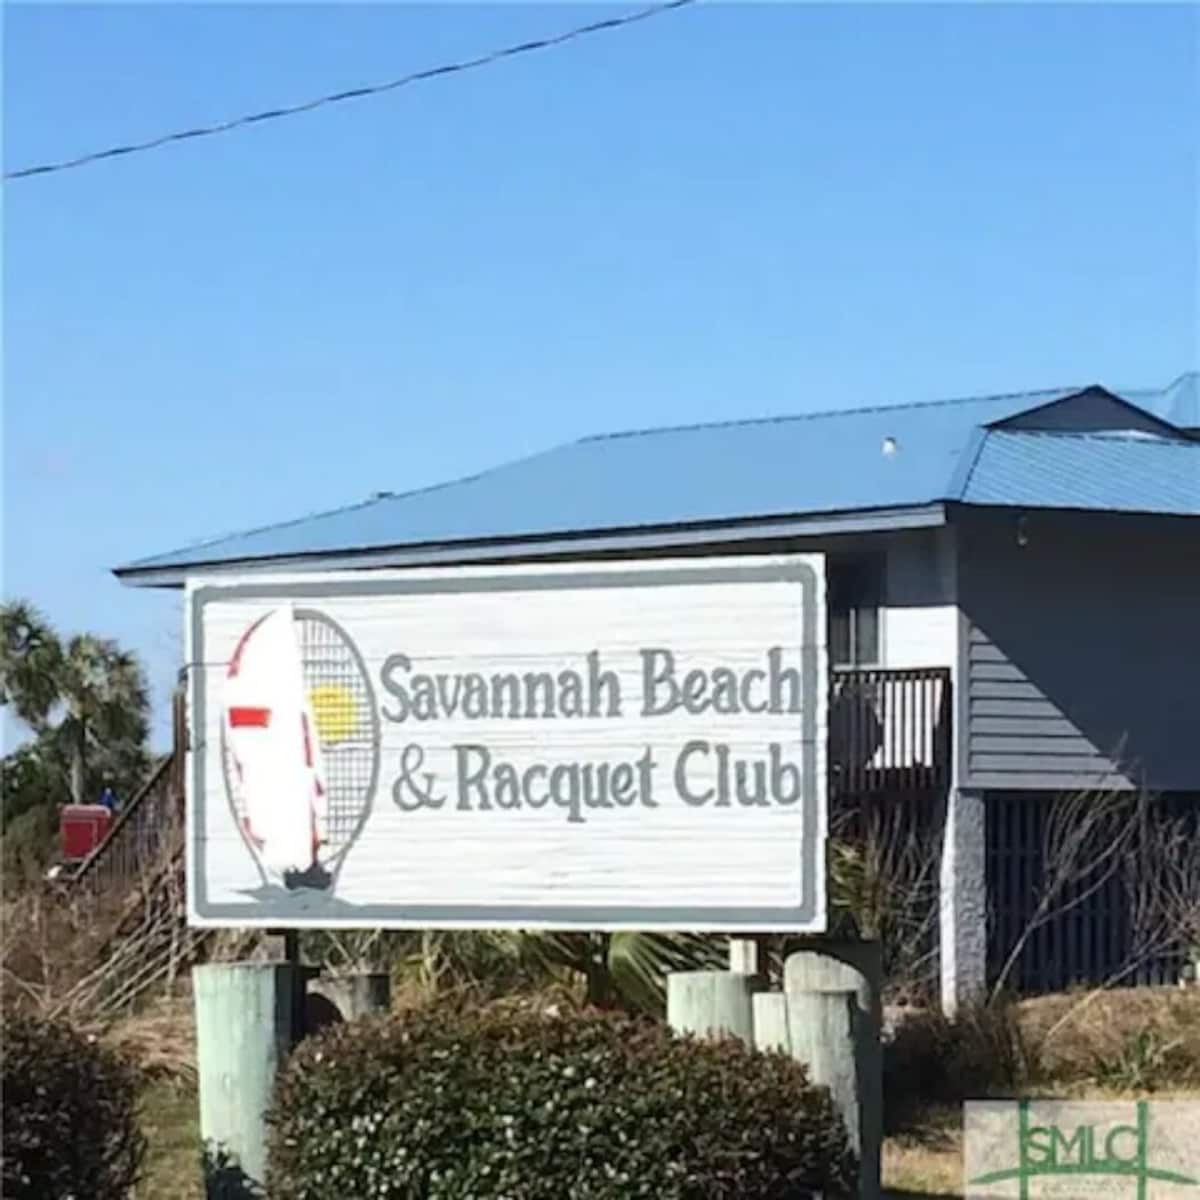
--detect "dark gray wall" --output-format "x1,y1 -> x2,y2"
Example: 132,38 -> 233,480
997,389 -> 1174,435
956,508 -> 1200,792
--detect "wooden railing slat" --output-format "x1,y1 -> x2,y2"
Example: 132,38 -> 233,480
830,665 -> 952,799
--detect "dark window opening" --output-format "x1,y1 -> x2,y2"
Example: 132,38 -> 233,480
829,556 -> 883,668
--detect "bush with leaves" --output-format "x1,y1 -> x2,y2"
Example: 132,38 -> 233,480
267,1004 -> 856,1199
0,1011 -> 145,1199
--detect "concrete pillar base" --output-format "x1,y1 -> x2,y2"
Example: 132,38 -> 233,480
940,786 -> 988,1014
193,962 -> 298,1196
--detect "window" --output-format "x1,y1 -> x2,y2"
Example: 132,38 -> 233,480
829,556 -> 883,667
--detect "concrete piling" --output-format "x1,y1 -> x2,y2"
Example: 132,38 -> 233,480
751,992 -> 792,1053
193,962 -> 299,1197
785,943 -> 883,1200
666,969 -> 761,1044
787,988 -> 862,1157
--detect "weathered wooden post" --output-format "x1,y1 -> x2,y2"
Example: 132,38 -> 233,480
785,944 -> 883,1200
788,989 -> 862,1159
667,970 -> 761,1044
751,991 -> 792,1053
194,962 -> 299,1197
728,934 -> 773,978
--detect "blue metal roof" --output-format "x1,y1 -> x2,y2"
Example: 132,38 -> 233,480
961,430 -> 1200,516
117,375 -> 1198,581
1123,371 -> 1200,430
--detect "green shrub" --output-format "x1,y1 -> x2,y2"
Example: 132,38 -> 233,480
1,1011 -> 145,1199
267,1005 -> 856,1199
884,1000 -> 1031,1130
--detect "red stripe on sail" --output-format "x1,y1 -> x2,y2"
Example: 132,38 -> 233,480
300,714 -> 314,767
229,706 -> 271,728
227,613 -> 270,679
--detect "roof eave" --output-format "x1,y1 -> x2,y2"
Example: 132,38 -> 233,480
114,502 -> 949,589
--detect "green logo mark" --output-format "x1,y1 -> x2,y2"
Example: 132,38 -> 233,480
971,1100 -> 1199,1199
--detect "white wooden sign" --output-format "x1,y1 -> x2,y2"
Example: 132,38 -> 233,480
186,555 -> 827,930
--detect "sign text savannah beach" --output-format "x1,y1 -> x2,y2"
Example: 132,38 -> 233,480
382,644 -> 809,823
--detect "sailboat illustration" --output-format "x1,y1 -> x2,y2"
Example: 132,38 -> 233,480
222,605 -> 377,892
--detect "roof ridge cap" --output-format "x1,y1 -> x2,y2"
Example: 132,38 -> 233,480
582,383 -> 1086,443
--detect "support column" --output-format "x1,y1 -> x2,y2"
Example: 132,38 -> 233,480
785,945 -> 881,1200
728,934 -> 771,979
194,963 -> 298,1195
940,786 -> 988,1014
666,971 -> 760,1044
728,937 -> 759,975
787,990 -> 861,1167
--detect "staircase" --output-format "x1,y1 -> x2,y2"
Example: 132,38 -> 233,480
56,691 -> 244,1017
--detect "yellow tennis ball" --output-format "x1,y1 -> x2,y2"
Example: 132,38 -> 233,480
309,684 -> 358,745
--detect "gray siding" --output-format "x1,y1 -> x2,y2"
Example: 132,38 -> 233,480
957,509 -> 1200,792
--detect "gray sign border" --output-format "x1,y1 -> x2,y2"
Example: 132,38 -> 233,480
189,559 -> 824,929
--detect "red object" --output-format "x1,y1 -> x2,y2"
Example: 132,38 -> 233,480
60,804 -> 113,862
229,706 -> 272,728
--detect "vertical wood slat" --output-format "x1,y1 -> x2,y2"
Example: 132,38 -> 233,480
916,674 -> 925,778
987,791 -> 1200,995
892,675 -> 900,787
850,672 -> 860,795
829,667 -> 951,800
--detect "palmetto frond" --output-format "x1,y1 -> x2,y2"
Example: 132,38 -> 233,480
607,930 -> 727,1011
1,603 -> 152,806
0,601 -> 64,729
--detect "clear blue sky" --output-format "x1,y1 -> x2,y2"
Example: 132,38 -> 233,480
4,2 -> 1197,752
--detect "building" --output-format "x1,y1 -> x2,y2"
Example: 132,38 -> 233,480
117,370 -> 1200,1010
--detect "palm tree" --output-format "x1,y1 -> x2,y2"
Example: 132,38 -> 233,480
0,602 -> 150,805
56,635 -> 149,805
0,602 -> 63,731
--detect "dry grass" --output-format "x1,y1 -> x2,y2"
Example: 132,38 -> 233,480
883,1106 -> 963,1197
1017,985 -> 1200,1086
136,1080 -> 202,1199
100,993 -> 197,1086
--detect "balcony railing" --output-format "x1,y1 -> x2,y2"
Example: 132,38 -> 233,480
829,666 -> 952,796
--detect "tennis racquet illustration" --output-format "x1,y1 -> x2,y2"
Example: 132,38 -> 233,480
221,605 -> 379,892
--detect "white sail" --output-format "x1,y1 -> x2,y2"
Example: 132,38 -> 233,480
225,605 -> 324,882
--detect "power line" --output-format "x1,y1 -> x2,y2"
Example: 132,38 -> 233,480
5,0 -> 695,183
